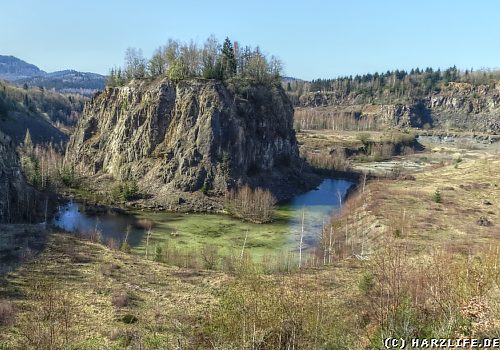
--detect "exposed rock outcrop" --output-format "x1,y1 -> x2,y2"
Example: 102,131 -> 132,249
66,78 -> 318,211
297,82 -> 500,132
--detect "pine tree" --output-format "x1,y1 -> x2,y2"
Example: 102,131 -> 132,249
107,68 -> 116,87
23,129 -> 33,153
221,37 -> 237,79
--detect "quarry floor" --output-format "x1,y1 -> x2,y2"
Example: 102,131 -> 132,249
1,128 -> 499,347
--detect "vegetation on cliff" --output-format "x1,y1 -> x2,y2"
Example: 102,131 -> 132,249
107,36 -> 283,86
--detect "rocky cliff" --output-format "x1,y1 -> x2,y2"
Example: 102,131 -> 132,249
66,78 -> 316,210
297,82 -> 500,132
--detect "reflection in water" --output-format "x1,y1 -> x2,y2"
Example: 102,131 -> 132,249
52,179 -> 354,252
53,201 -> 145,246
283,179 -> 353,250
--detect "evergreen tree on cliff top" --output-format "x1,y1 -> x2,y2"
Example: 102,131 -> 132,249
221,37 -> 237,79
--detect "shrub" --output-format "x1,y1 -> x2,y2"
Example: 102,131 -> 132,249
100,262 -> 121,277
225,185 -> 276,223
154,245 -> 163,262
17,282 -> 77,349
122,181 -> 139,200
199,272 -> 354,348
301,150 -> 350,171
393,228 -> 402,238
88,229 -> 102,243
359,272 -> 375,294
120,241 -> 131,254
357,132 -> 371,144
359,239 -> 500,345
106,238 -> 120,251
200,182 -> 209,195
60,166 -> 79,188
111,181 -> 140,202
201,244 -> 219,270
433,189 -> 442,203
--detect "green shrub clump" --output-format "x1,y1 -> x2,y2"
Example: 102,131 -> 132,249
433,189 -> 442,203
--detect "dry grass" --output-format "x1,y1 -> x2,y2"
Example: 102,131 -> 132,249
0,300 -> 15,326
363,153 -> 500,253
328,152 -> 499,260
297,129 -> 419,172
0,232 -> 227,348
0,231 -> 367,348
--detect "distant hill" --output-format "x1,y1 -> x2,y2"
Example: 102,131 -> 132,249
282,76 -> 303,83
0,55 -> 44,81
0,55 -> 105,96
15,70 -> 106,95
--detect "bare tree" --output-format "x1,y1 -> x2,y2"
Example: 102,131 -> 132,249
362,172 -> 368,193
329,225 -> 334,264
180,39 -> 202,77
163,39 -> 180,68
145,224 -> 152,260
299,208 -> 305,269
148,47 -> 167,77
226,185 -> 276,223
124,47 -> 146,80
241,229 -> 249,261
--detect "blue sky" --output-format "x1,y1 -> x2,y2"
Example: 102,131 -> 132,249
1,0 -> 498,80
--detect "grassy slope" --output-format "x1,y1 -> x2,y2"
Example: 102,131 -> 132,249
0,232 -> 226,348
364,149 -> 500,253
0,231 -> 362,349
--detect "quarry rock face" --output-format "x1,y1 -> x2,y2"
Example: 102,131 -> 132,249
66,78 -> 316,210
298,82 -> 500,132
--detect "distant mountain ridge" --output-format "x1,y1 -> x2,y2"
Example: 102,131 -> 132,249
0,55 -> 105,95
0,55 -> 44,80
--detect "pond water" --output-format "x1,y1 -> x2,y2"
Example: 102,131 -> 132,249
52,179 -> 354,257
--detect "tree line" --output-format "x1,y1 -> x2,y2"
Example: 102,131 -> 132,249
305,67 -> 500,101
107,36 -> 284,86
284,67 -> 500,106
19,129 -> 78,191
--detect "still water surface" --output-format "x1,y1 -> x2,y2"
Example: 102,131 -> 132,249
53,179 -> 354,255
